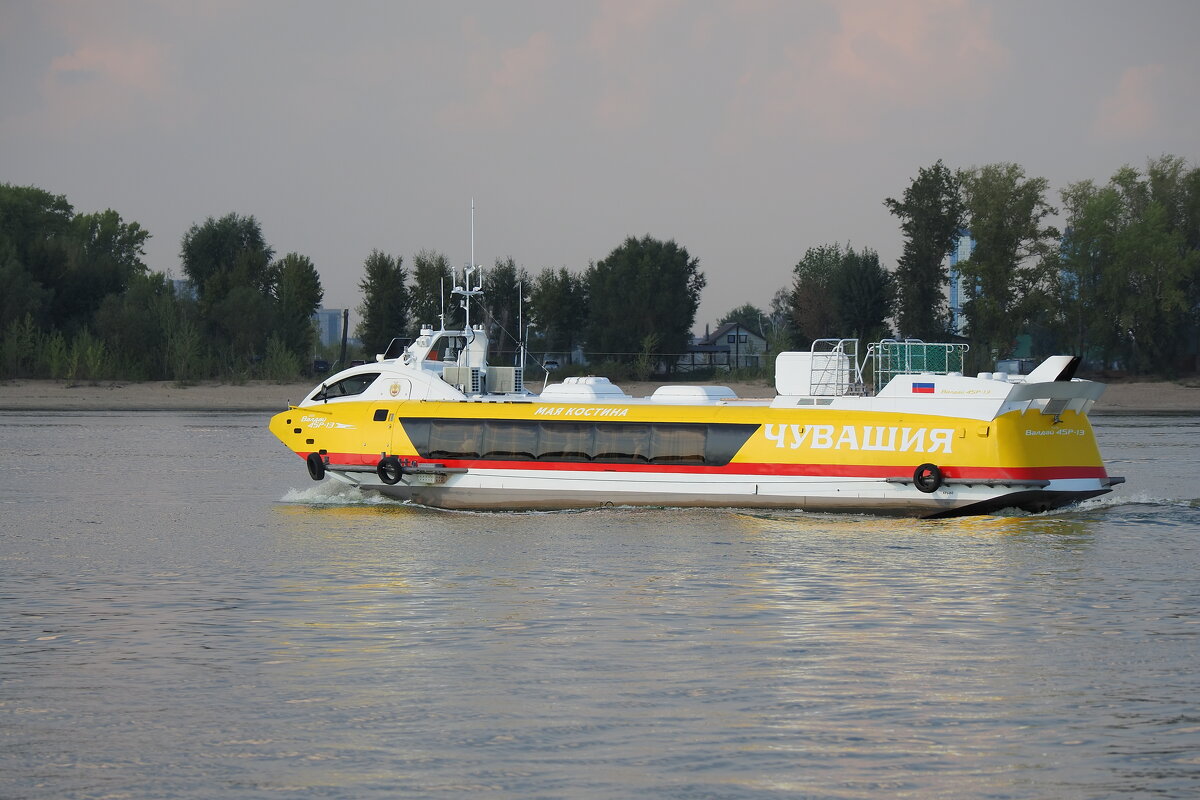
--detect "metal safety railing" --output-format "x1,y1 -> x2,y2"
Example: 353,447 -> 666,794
866,339 -> 969,391
781,339 -> 970,397
808,339 -> 867,396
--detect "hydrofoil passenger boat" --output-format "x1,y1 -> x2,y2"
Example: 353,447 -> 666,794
270,269 -> 1123,518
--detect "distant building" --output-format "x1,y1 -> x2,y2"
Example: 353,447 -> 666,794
313,308 -> 347,348
678,322 -> 767,373
170,279 -> 196,301
946,232 -> 974,335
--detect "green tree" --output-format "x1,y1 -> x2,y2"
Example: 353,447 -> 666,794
94,271 -> 177,379
1106,161 -> 1199,373
211,283 -> 273,368
789,244 -> 843,347
1113,204 -> 1192,372
0,245 -> 51,332
717,303 -> 767,335
529,267 -> 588,354
273,252 -> 324,362
356,250 -> 408,356
958,163 -> 1058,365
165,310 -> 206,383
1138,156 -> 1200,371
884,160 -> 965,339
585,235 -> 705,363
262,333 -> 302,381
180,213 -> 273,310
0,186 -> 148,335
409,249 -> 454,333
1050,157 -> 1200,373
179,213 -> 274,367
2,314 -> 39,377
0,184 -> 73,279
70,209 -> 149,277
789,244 -> 894,347
481,256 -> 530,364
1056,179 -> 1130,365
831,247 -> 894,342
766,286 -> 797,351
69,328 -> 108,382
53,209 -> 150,334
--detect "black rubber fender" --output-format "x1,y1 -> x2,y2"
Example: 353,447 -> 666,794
913,462 -> 943,493
306,452 -> 326,481
377,455 -> 404,485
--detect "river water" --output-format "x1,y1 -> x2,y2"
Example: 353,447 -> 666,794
1,410 -> 1198,799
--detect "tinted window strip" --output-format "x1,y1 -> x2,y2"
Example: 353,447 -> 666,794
400,419 -> 757,467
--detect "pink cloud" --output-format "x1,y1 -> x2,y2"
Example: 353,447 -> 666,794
1093,64 -> 1164,140
585,0 -> 683,56
583,0 -> 684,129
486,31 -> 555,117
48,40 -> 167,95
438,29 -> 557,128
36,37 -> 174,133
731,0 -> 1008,140
826,0 -> 1004,97
13,2 -> 187,135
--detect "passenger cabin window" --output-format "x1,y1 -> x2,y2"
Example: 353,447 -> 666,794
400,418 -> 757,467
313,373 -> 381,402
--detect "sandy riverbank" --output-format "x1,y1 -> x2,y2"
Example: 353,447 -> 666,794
2,377 -> 1199,414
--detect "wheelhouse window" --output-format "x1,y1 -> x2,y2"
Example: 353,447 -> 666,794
425,334 -> 467,362
313,372 -> 381,401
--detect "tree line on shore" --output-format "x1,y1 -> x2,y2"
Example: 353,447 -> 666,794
738,156 -> 1198,375
0,189 -> 325,382
2,153 -> 1197,383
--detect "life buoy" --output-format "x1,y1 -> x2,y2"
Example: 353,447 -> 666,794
377,455 -> 404,485
913,462 -> 943,493
306,452 -> 326,481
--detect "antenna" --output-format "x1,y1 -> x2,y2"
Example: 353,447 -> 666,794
462,264 -> 474,333
452,200 -> 484,339
517,280 -> 524,367
438,276 -> 446,330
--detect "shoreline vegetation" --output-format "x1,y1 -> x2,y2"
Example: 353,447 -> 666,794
7,156 -> 1200,393
2,377 -> 1198,415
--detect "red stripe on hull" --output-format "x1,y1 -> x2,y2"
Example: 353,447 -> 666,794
306,451 -> 1108,482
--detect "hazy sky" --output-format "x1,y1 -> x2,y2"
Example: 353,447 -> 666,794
3,0 -> 1198,331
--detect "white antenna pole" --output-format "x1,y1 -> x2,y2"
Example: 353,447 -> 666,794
463,267 -> 471,334
451,200 -> 487,343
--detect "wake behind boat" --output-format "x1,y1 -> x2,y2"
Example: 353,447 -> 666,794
269,266 -> 1123,518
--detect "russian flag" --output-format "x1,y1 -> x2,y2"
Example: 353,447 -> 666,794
911,382 -> 935,394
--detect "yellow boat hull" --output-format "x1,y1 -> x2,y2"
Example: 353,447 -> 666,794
269,395 -> 1116,518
